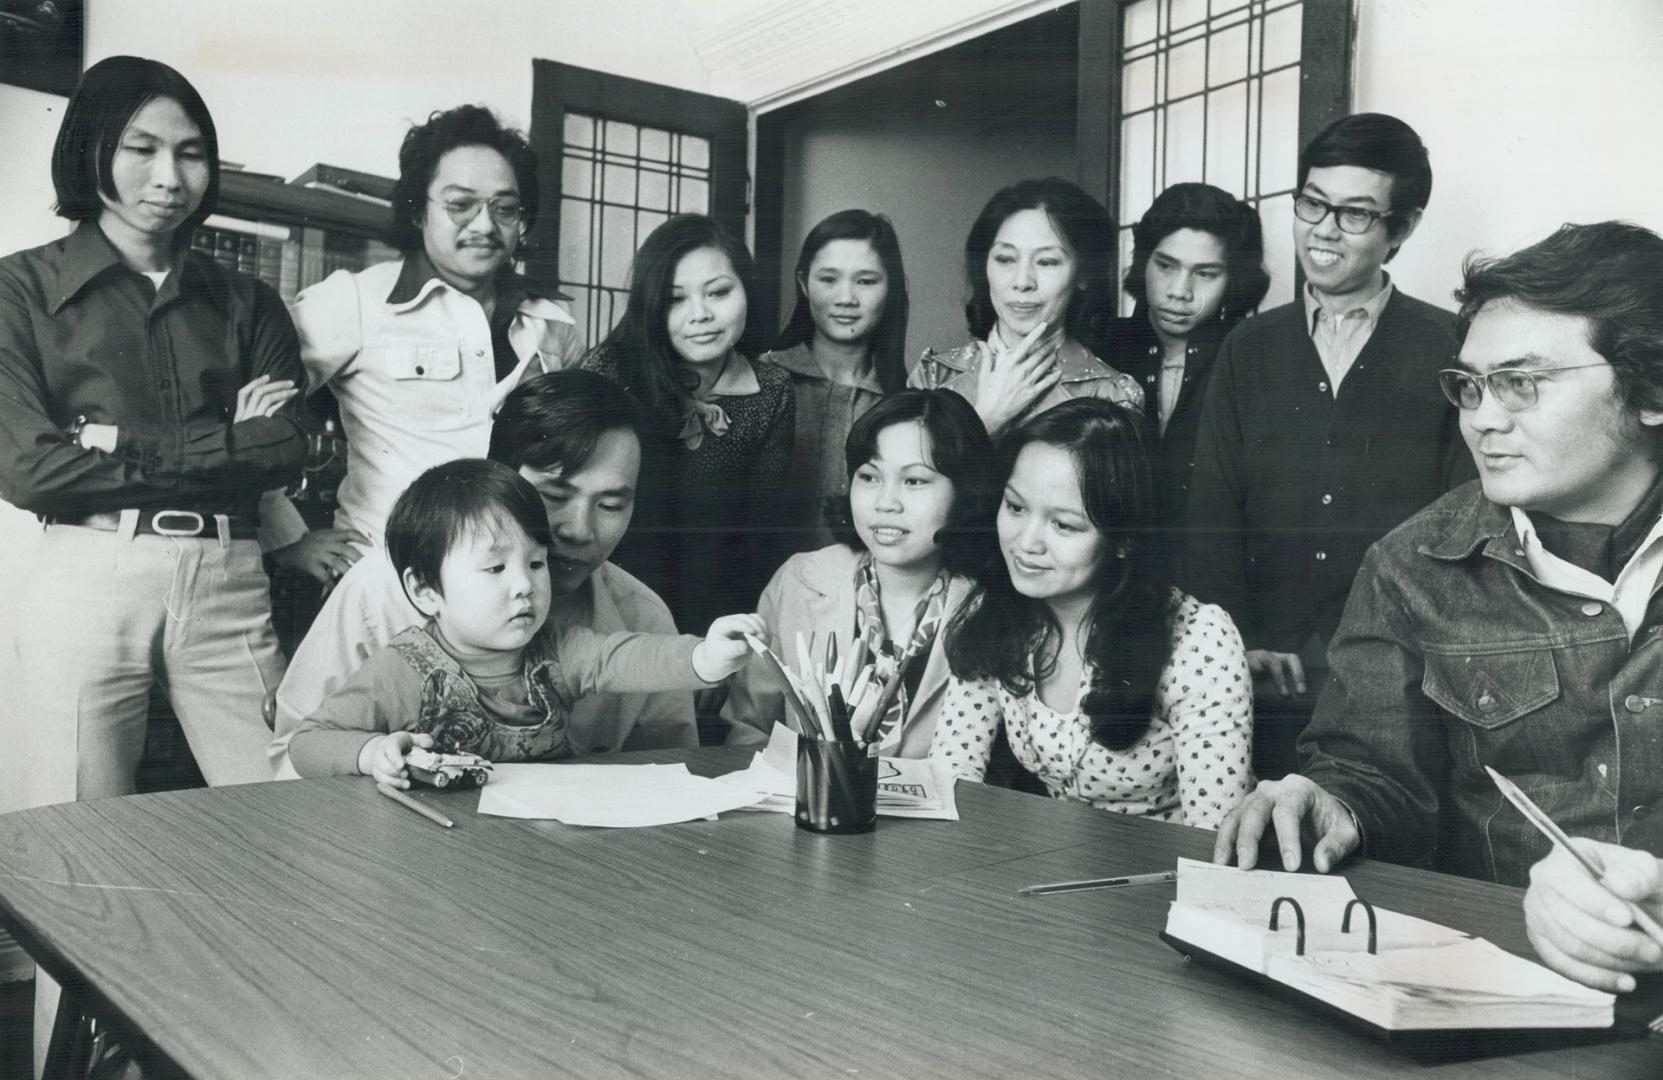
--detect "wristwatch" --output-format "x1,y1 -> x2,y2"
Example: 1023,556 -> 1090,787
66,413 -> 89,447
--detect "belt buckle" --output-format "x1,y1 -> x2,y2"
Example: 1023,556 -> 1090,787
151,510 -> 206,537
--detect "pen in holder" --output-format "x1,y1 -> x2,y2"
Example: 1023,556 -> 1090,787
795,736 -> 877,834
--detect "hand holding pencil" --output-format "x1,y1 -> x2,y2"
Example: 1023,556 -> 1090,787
1523,836 -> 1663,993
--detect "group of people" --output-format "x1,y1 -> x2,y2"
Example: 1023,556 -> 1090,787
4,53 -> 1663,1007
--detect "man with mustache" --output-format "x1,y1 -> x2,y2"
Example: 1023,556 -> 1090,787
265,104 -> 583,568
1184,113 -> 1470,779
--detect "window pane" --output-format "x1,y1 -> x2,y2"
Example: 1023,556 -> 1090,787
562,284 -> 589,344
640,127 -> 671,162
1259,66 -> 1301,195
639,167 -> 670,211
1208,22 -> 1249,87
680,135 -> 710,170
603,163 -> 636,205
1168,38 -> 1207,100
561,157 -> 592,200
1123,54 -> 1157,115
1264,3 -> 1303,70
604,120 -> 638,157
1205,83 -> 1247,195
637,209 -> 668,240
563,113 -> 593,148
1169,0 -> 1207,31
558,199 -> 591,285
1119,111 -> 1157,225
1123,0 -> 1158,47
1211,0 -> 1249,13
677,176 -> 709,214
599,204 -> 635,289
1164,96 -> 1206,186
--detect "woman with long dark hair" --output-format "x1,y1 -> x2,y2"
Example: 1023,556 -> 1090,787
931,398 -> 1252,826
765,209 -> 910,552
910,177 -> 1141,438
580,214 -> 794,641
1106,182 -> 1268,539
723,390 -> 994,754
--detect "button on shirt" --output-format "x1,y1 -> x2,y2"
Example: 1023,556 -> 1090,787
1511,506 -> 1663,640
0,222 -> 307,516
1304,276 -> 1395,395
291,255 -> 582,544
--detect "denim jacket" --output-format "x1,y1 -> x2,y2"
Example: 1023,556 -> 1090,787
1300,480 -> 1663,886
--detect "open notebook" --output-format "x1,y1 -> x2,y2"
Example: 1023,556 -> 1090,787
1160,858 -> 1613,1033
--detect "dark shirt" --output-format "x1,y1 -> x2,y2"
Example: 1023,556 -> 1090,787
1533,474 -> 1663,581
579,344 -> 797,634
1105,313 -> 1234,568
1183,290 -> 1472,667
0,222 -> 307,517
1301,480 -> 1663,885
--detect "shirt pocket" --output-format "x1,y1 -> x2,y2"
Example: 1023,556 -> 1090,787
361,345 -> 464,384
1421,646 -> 1560,730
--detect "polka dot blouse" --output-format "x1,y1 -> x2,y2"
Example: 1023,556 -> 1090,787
929,592 -> 1253,828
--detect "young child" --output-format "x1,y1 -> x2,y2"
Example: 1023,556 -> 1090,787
287,458 -> 763,785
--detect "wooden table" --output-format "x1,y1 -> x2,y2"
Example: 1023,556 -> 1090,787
1,748 -> 1659,1079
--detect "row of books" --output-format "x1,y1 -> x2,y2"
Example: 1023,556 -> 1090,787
190,220 -> 396,304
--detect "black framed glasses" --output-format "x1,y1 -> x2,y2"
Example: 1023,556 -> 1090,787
1292,193 -> 1393,235
1438,363 -> 1609,412
429,196 -> 524,228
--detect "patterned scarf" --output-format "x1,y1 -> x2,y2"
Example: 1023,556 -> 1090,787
853,554 -> 950,751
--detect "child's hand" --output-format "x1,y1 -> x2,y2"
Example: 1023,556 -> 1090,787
693,613 -> 767,682
357,731 -> 436,788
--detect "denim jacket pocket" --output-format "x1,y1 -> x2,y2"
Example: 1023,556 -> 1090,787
363,345 -> 463,383
1421,646 -> 1560,729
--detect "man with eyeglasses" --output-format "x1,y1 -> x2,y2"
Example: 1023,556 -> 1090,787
1214,221 -> 1663,893
1185,113 -> 1470,780
263,104 -> 583,561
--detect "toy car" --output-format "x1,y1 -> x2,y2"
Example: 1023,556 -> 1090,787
405,747 -> 493,789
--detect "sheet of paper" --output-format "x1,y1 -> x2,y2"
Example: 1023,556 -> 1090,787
477,762 -> 765,826
1174,856 -> 1359,922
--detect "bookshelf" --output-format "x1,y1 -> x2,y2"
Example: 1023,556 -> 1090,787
197,167 -> 399,303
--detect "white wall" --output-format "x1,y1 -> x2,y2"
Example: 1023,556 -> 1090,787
1355,0 -> 1663,309
81,0 -> 718,181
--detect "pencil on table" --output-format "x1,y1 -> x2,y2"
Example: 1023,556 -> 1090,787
377,782 -> 454,828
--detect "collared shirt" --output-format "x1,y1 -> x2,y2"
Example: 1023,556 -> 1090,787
271,553 -> 697,775
764,342 -> 886,553
1304,274 -> 1395,394
290,254 -> 582,543
0,222 -> 307,516
1512,506 -> 1663,640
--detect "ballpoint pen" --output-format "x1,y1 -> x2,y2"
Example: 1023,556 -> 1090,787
1019,871 -> 1177,896
377,782 -> 455,829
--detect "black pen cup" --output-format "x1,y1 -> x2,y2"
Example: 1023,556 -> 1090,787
795,738 -> 877,834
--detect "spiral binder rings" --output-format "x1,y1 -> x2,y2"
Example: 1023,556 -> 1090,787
1158,859 -> 1614,1038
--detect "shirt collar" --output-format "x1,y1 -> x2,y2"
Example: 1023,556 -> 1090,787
1304,272 -> 1394,337
384,250 -> 572,313
50,221 -> 211,315
1510,505 -> 1663,637
704,352 -> 761,398
765,342 -> 885,395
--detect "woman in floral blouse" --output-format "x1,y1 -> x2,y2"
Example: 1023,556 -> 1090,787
930,397 -> 1252,828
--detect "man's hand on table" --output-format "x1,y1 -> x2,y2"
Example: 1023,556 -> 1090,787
1212,773 -> 1360,873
